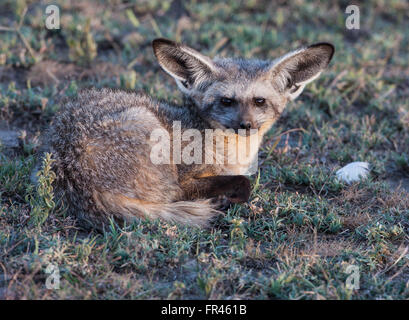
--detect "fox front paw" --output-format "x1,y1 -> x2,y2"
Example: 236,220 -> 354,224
210,195 -> 232,211
225,175 -> 251,203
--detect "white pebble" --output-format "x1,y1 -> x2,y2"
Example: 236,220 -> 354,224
336,162 -> 370,184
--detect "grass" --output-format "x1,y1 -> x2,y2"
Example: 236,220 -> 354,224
0,0 -> 408,299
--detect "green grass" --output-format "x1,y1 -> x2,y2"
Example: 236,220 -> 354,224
0,0 -> 408,299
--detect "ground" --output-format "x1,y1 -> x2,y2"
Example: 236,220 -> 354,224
0,0 -> 408,299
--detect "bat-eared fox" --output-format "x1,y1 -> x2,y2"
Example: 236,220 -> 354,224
33,38 -> 334,230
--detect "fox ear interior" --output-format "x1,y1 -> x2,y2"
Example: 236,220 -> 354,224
270,43 -> 334,100
152,38 -> 216,92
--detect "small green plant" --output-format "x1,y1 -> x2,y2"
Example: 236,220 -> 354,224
28,153 -> 56,226
66,19 -> 97,67
394,153 -> 409,174
120,70 -> 137,89
65,80 -> 78,98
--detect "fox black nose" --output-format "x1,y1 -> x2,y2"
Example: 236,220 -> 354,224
240,121 -> 252,130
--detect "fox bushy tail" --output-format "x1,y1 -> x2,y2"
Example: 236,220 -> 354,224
139,200 -> 221,227
94,191 -> 221,227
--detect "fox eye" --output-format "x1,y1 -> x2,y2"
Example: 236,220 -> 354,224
254,97 -> 265,106
220,97 -> 234,107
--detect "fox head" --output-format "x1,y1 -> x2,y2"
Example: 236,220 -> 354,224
152,38 -> 334,132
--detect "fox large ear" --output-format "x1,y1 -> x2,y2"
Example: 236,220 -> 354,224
152,38 -> 217,93
270,43 -> 334,100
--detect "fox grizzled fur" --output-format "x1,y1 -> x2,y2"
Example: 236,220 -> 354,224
35,38 -> 334,230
